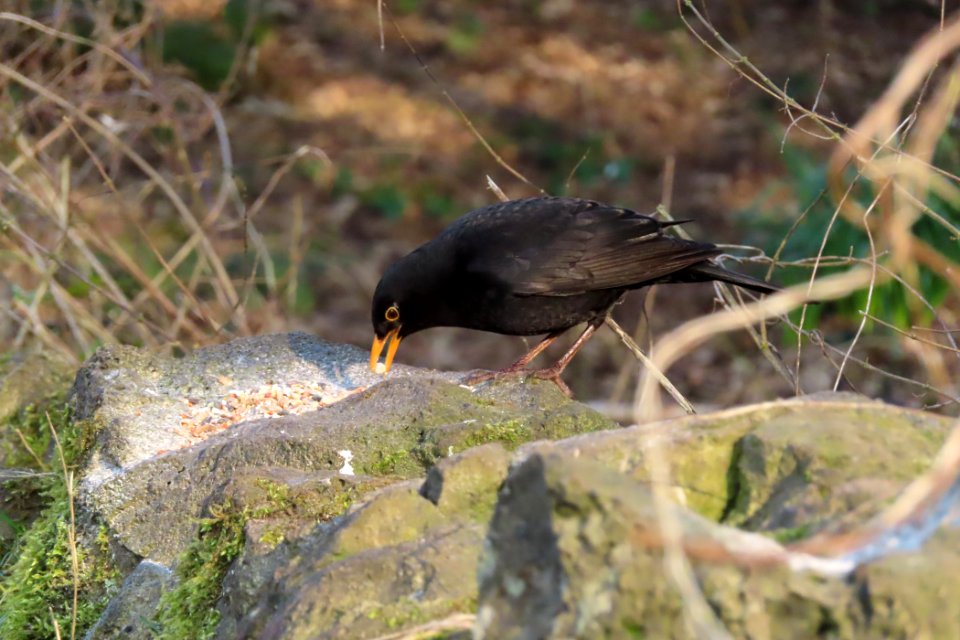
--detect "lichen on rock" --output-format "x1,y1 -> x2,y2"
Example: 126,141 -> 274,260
3,335 -> 959,639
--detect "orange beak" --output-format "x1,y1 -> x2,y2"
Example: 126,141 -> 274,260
370,327 -> 402,373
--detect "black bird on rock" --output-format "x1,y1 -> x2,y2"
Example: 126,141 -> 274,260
370,196 -> 778,393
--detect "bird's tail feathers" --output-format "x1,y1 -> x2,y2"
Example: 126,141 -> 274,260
685,262 -> 780,295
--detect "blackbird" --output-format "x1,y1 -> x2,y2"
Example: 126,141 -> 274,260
370,196 -> 778,392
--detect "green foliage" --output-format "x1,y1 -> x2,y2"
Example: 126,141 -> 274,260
1,399 -> 91,557
154,501 -> 246,640
251,478 -> 290,517
773,523 -> 813,544
742,144 -> 959,335
368,450 -> 410,476
509,117 -> 638,194
0,401 -> 118,640
623,619 -> 647,639
362,184 -> 408,219
331,167 -> 355,198
258,526 -> 285,549
365,599 -> 427,630
446,12 -> 485,57
631,7 -> 679,32
2,400 -> 63,471
224,0 -> 271,43
162,21 -> 237,90
421,192 -> 458,219
0,490 -> 120,639
160,0 -> 271,91
395,0 -> 422,15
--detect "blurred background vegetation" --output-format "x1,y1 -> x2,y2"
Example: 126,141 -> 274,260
0,0 -> 957,412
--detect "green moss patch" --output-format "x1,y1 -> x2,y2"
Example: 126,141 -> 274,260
0,395 -> 116,640
0,485 -> 120,640
464,419 -> 531,449
153,501 -> 246,640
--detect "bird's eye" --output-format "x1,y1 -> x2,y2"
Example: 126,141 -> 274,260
385,305 -> 400,322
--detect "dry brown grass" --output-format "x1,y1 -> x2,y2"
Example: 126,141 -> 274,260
2,2 -> 955,408
0,4 -> 332,362
624,4 -> 960,634
1,2 -> 959,638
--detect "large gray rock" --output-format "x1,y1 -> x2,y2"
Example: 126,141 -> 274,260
72,333 -> 614,565
231,446 -> 510,639
6,333 -> 956,640
476,397 -> 960,639
522,393 -> 950,531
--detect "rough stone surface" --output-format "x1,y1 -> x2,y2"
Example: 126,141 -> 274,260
521,393 -> 951,534
73,333 -> 613,564
72,333 -> 438,485
5,334 -> 957,639
84,560 -> 174,640
218,445 -> 511,639
475,397 -> 960,639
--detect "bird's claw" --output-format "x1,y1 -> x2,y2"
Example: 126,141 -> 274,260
528,368 -> 573,397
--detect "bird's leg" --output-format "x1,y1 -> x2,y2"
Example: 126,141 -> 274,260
464,331 -> 563,385
504,332 -> 563,371
465,324 -> 599,396
528,322 -> 600,396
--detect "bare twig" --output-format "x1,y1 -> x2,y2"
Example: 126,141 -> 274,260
606,316 -> 695,415
372,613 -> 475,640
638,268 -> 872,421
834,184 -> 885,389
486,175 -> 510,203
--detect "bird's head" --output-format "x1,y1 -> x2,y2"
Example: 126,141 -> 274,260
369,244 -> 455,374
369,285 -> 405,374
369,256 -> 424,373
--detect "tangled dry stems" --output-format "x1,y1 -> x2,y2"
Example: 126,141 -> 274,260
0,5 -> 334,362
1,2 -> 959,637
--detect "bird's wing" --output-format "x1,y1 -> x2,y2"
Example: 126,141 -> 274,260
464,198 -> 721,296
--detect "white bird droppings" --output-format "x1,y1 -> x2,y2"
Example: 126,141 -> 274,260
338,449 -> 355,476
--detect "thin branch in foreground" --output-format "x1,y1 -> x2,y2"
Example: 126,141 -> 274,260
371,613 -> 475,640
657,204 -> 797,391
834,183 -> 885,390
605,316 -> 695,415
637,268 -> 872,422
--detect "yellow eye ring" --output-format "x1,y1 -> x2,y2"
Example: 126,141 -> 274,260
385,305 -> 400,322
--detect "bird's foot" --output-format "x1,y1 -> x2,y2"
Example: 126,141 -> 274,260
462,367 -> 573,398
528,367 -> 573,397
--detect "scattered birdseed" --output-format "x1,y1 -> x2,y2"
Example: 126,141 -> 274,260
177,381 -> 362,445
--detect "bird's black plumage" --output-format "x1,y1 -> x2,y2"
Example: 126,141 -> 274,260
369,196 -> 778,381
